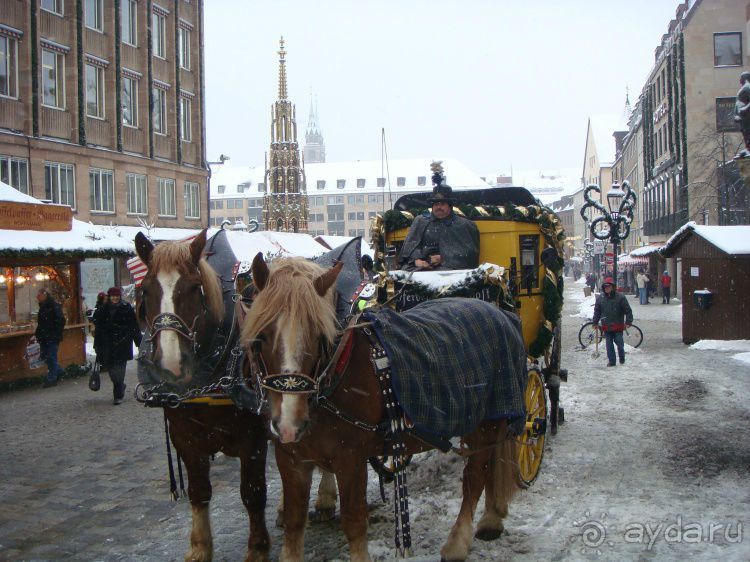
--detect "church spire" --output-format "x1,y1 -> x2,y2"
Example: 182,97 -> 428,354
264,38 -> 308,233
278,36 -> 287,100
304,92 -> 326,163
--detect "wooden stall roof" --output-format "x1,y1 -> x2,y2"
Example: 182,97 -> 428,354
661,222 -> 750,258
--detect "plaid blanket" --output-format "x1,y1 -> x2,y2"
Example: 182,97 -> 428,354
364,298 -> 527,438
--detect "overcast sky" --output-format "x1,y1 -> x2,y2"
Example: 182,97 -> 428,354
204,0 -> 683,177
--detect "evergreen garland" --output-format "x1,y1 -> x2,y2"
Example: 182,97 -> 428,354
76,0 -> 86,145
30,0 -> 39,137
114,0 -> 123,152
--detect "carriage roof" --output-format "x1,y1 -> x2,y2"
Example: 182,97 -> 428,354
393,186 -> 538,212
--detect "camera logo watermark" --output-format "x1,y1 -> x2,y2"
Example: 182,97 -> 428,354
574,513 -> 743,553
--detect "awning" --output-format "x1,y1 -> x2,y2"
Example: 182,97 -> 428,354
618,255 -> 649,266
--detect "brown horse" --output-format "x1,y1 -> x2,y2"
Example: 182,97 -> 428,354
241,254 -> 521,562
135,230 -> 337,561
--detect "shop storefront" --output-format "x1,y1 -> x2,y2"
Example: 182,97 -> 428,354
0,183 -> 132,386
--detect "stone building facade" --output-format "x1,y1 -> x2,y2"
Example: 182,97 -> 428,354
0,0 -> 208,228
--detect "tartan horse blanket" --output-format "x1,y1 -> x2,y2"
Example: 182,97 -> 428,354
363,298 -> 527,438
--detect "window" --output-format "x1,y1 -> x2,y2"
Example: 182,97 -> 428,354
210,200 -> 224,210
257,183 -> 266,192
327,204 -> 344,221
417,176 -> 426,186
347,212 -> 356,221
122,75 -> 138,126
41,0 -> 63,15
85,63 -> 104,118
41,49 -> 65,108
377,177 -> 386,188
178,27 -> 190,70
356,178 -> 366,188
122,0 -> 137,45
356,194 -> 364,203
348,229 -> 357,237
0,156 -> 29,194
89,168 -> 114,212
157,178 -> 176,216
180,96 -> 191,141
0,36 -> 18,98
153,87 -> 166,134
85,0 -> 103,32
357,212 -> 364,220
312,195 -> 324,206
368,194 -> 381,203
126,173 -> 147,215
317,180 -> 326,190
44,162 -> 75,207
337,179 -> 346,189
184,182 -> 200,218
397,177 -> 406,187
347,195 -> 356,204
716,97 -> 741,132
217,185 -> 225,194
327,195 -> 343,204
152,12 -> 166,59
368,211 -> 377,219
714,33 -> 742,67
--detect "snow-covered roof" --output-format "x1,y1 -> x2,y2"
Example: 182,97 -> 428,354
209,158 -> 488,198
588,115 -> 622,165
510,167 -> 582,203
629,243 -> 663,257
0,182 -> 134,257
106,225 -> 203,242
661,222 -> 750,257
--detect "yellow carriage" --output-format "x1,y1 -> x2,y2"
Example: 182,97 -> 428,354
370,185 -> 567,486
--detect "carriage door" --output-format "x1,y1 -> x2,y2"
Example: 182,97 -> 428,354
519,235 -> 540,294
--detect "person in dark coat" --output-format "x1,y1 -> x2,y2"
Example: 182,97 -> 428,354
93,286 -> 142,404
35,288 -> 66,387
592,277 -> 633,367
398,184 -> 480,270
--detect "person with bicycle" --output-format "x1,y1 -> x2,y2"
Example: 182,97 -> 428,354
592,277 -> 633,367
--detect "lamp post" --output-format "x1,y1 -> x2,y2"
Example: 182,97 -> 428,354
580,181 -> 637,288
206,154 -> 230,228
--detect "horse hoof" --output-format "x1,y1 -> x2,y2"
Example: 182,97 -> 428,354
475,526 -> 504,541
309,507 -> 336,522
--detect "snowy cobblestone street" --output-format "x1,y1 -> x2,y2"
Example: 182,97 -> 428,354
0,277 -> 748,561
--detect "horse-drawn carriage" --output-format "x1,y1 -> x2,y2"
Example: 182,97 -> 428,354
132,181 -> 566,561
369,185 -> 567,487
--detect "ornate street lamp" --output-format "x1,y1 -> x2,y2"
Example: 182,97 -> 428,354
580,181 -> 637,287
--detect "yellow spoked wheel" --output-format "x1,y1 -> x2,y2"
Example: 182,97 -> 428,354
516,367 -> 547,488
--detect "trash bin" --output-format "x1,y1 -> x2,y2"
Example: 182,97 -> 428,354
583,286 -> 592,297
693,289 -> 713,310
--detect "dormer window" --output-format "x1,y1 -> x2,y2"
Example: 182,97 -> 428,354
317,180 -> 326,190
217,185 -> 225,194
417,176 -> 426,186
397,177 -> 406,187
357,178 -> 366,188
377,177 -> 385,188
337,179 -> 346,189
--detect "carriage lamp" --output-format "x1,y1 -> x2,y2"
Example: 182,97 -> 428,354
580,181 -> 637,287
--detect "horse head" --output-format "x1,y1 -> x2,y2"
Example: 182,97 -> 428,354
241,253 -> 342,443
135,229 -> 224,385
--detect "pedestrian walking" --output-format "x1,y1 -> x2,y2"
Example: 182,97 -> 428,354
661,270 -> 672,304
592,277 -> 634,367
636,270 -> 649,305
93,287 -> 142,404
35,288 -> 66,387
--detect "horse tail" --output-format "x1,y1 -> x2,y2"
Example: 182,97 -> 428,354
492,432 -> 520,513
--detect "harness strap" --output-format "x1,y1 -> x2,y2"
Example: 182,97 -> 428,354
163,411 -> 180,500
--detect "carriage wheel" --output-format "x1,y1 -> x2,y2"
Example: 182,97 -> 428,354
516,367 -> 547,488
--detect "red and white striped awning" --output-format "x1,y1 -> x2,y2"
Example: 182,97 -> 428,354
618,255 -> 649,266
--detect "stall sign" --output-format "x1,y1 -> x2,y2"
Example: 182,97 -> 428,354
593,240 -> 605,254
0,201 -> 72,231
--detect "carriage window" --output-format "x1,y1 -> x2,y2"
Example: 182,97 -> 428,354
519,234 -> 539,293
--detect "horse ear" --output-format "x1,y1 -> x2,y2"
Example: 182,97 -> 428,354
251,252 -> 269,291
135,232 -> 154,266
314,261 -> 343,297
189,229 -> 208,265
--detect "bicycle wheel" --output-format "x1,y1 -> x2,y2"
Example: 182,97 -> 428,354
623,324 -> 643,348
578,322 -> 599,348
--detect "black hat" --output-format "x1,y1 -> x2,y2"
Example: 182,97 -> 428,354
428,183 -> 455,204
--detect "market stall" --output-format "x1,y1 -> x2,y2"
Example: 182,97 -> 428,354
0,183 -> 133,386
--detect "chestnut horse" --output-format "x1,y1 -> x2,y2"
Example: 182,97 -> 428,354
134,231 -> 336,562
241,254 -> 521,562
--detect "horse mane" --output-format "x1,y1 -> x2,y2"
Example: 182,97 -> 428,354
241,258 -> 339,352
149,240 -> 224,323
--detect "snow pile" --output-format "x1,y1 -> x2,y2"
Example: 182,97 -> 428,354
387,263 -> 504,290
689,339 -> 750,352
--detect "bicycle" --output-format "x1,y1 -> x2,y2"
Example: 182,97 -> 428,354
578,321 -> 643,349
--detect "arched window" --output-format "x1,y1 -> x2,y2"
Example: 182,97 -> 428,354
291,218 -> 298,233
277,219 -> 284,231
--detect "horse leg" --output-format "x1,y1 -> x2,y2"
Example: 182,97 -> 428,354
311,469 -> 337,522
476,436 -> 519,541
440,436 -> 494,562
336,460 -> 371,562
275,446 -> 313,562
181,453 -> 213,562
239,431 -> 270,562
